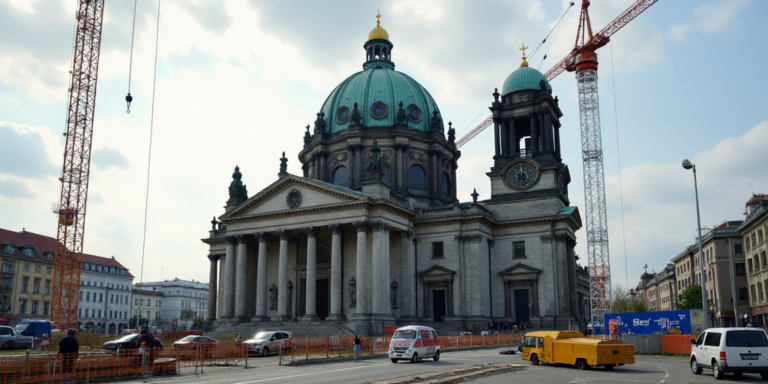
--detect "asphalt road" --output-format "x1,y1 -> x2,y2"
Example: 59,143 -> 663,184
115,350 -> 766,384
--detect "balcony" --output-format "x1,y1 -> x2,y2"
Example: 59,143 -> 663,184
0,268 -> 13,275
0,285 -> 12,292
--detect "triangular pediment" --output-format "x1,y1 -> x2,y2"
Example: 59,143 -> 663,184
498,262 -> 541,279
220,175 -> 370,220
419,265 -> 456,281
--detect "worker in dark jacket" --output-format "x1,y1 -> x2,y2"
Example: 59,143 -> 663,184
58,329 -> 79,383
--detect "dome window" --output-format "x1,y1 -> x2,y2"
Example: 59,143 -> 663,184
335,107 -> 350,124
407,104 -> 422,123
332,166 -> 349,187
382,163 -> 391,183
441,173 -> 451,196
370,102 -> 388,119
408,165 -> 426,189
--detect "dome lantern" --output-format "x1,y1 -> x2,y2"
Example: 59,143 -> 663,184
364,12 -> 394,70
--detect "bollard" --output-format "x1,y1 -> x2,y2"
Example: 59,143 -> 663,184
87,359 -> 91,384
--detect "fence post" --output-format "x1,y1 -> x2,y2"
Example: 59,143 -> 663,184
306,337 -> 309,360
87,358 -> 91,384
326,336 -> 329,358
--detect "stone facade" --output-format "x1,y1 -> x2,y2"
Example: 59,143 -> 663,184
740,194 -> 768,326
201,20 -> 583,335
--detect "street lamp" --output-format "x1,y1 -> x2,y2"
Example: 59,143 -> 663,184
682,159 -> 708,311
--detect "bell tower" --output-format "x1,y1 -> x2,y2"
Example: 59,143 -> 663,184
363,12 -> 394,70
487,44 -> 570,205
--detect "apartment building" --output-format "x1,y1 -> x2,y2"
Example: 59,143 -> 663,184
740,194 -> 768,326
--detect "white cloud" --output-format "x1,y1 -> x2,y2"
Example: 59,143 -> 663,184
694,0 -> 749,33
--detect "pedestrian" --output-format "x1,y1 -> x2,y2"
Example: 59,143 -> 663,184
352,335 -> 361,362
512,323 -> 518,333
58,328 -> 79,384
136,327 -> 157,368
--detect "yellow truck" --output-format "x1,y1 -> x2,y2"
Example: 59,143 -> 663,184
521,331 -> 634,370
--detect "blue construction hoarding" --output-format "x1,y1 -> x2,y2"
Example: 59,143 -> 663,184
602,309 -> 710,335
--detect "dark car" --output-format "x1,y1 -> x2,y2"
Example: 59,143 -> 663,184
103,333 -> 140,351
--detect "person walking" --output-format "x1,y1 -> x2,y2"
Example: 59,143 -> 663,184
352,335 -> 361,362
58,328 -> 79,384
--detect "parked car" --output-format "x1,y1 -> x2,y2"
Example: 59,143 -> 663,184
103,333 -> 140,351
0,325 -> 33,350
388,325 -> 441,363
243,331 -> 292,356
172,336 -> 218,350
690,327 -> 768,380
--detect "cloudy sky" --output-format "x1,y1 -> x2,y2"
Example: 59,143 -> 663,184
1,0 -> 766,291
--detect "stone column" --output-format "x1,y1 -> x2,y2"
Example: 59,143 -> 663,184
253,232 -> 269,321
381,223 -> 391,316
207,254 -> 220,321
274,230 -> 292,321
500,118 -> 510,156
302,227 -> 320,321
355,144 -> 365,187
554,122 -> 562,160
327,224 -> 346,321
492,117 -> 500,156
347,145 -> 356,189
353,220 -> 370,317
217,254 -> 226,319
530,112 -> 538,154
450,160 -> 458,202
222,236 -> 237,320
543,111 -> 553,152
400,231 -> 417,320
234,235 -> 249,321
372,223 -> 383,315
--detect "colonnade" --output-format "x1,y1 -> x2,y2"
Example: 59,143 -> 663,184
207,220 -> 413,323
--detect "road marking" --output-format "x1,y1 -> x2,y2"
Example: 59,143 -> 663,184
658,367 -> 669,383
569,378 -> 638,383
233,363 -> 389,384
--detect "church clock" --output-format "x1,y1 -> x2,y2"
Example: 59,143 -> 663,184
505,161 -> 539,189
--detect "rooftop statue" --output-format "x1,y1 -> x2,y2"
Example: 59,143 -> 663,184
366,140 -> 384,181
227,165 -> 248,206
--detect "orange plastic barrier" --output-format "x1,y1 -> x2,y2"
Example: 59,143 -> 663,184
660,335 -> 692,355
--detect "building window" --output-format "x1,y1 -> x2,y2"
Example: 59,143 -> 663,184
23,263 -> 29,271
751,285 -> 757,305
1,263 -> 13,274
134,298 -> 139,305
735,244 -> 742,254
408,165 -> 426,189
332,166 -> 349,187
759,230 -> 764,243
45,280 -> 50,295
762,251 -> 767,270
432,242 -> 444,259
43,301 -> 49,316
1,277 -> 11,291
759,283 -> 765,302
22,248 -> 33,257
34,265 -> 41,273
46,267 -> 52,274
33,278 -> 39,293
22,277 -> 28,292
748,259 -> 754,274
382,163 -> 391,183
99,293 -> 103,302
513,241 -> 526,259
31,300 -> 37,315
736,263 -> 745,275
19,299 -> 26,314
439,173 -> 451,197
3,244 -> 14,254
85,309 -> 89,317
86,292 -> 90,302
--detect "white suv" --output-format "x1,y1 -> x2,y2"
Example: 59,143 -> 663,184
690,327 -> 768,380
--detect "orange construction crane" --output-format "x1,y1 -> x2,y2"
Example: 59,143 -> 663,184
51,0 -> 106,330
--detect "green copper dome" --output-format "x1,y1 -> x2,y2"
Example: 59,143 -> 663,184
320,67 -> 442,134
501,66 -> 552,95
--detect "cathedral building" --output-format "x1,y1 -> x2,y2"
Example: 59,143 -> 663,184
202,14 -> 586,335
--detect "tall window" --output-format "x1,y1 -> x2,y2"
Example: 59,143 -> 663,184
736,263 -> 746,275
759,283 -> 765,302
382,163 -> 391,183
22,277 -> 28,292
513,241 -> 526,258
33,278 -> 39,293
19,299 -> 26,314
735,244 -> 743,254
31,300 -> 37,315
408,165 -> 426,189
44,302 -> 49,316
441,173 -> 451,197
332,166 -> 349,187
432,242 -> 444,259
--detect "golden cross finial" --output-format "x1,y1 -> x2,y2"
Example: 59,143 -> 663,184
376,10 -> 381,27
519,43 -> 529,67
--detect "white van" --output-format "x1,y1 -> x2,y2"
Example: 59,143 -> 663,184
690,327 -> 768,380
388,325 -> 441,363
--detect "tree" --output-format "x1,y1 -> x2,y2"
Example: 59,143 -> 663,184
678,285 -> 703,309
610,285 -> 648,313
129,316 -> 147,329
191,317 -> 205,330
179,308 -> 195,329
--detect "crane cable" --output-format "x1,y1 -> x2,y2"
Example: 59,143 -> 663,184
125,0 -> 138,113
609,42 -> 630,288
138,0 -> 162,317
455,3 -> 574,140
529,1 -> 574,63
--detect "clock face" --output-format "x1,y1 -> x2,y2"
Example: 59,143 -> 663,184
506,162 -> 538,189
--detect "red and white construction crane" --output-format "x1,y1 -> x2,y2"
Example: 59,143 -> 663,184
51,0 -> 106,330
456,0 -> 659,326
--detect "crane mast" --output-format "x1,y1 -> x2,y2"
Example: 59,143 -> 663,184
51,0 -> 105,330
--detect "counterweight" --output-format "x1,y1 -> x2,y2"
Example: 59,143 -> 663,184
51,0 -> 105,330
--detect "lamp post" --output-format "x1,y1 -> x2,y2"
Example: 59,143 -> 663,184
682,159 -> 708,311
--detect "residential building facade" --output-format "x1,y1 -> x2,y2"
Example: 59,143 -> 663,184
134,279 -> 208,330
130,288 -> 164,328
79,255 -> 134,334
740,194 -> 768,326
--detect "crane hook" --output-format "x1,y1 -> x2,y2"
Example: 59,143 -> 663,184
125,92 -> 133,113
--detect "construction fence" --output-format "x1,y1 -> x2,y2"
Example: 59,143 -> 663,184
0,343 -> 249,384
280,333 -> 525,363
